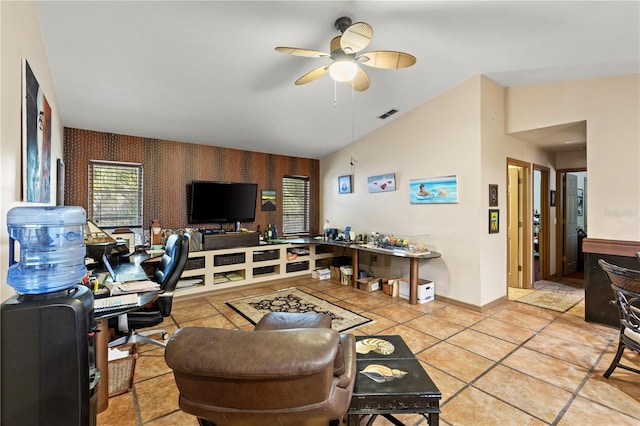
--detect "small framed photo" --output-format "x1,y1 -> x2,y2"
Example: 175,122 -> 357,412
489,209 -> 499,234
550,190 -> 556,207
338,175 -> 352,194
577,188 -> 583,215
489,184 -> 498,207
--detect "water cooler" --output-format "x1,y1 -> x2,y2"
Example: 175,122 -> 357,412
1,206 -> 99,426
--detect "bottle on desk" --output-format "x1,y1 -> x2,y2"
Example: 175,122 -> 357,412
272,224 -> 277,240
266,224 -> 273,240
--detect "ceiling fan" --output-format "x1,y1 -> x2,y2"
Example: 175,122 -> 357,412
275,17 -> 416,92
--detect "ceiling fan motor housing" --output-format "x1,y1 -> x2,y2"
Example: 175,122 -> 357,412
334,16 -> 352,33
330,36 -> 355,60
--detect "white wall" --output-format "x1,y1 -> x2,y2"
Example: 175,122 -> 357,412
321,74 -> 638,308
322,77 -> 483,306
506,75 -> 640,241
480,77 -> 556,304
1,1 -> 64,302
321,76 -> 554,308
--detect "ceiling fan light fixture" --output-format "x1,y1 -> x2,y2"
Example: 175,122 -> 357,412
275,16 -> 415,91
329,60 -> 358,82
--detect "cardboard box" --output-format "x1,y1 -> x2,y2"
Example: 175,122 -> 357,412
312,268 -> 331,280
357,277 -> 381,292
340,266 -> 353,286
399,277 -> 434,303
330,266 -> 340,280
386,278 -> 400,297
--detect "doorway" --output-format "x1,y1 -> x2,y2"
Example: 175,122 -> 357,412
556,169 -> 587,279
533,165 -> 551,282
507,158 -> 531,289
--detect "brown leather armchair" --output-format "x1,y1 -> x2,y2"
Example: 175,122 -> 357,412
165,313 -> 356,426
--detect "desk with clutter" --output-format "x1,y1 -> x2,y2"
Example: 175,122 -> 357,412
290,231 -> 440,305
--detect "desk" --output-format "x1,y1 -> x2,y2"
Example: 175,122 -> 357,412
94,291 -> 158,413
288,239 -> 441,305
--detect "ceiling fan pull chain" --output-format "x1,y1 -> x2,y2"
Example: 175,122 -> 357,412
350,82 -> 357,174
334,80 -> 338,107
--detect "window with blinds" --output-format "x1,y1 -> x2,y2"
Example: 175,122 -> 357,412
88,161 -> 143,231
282,175 -> 310,236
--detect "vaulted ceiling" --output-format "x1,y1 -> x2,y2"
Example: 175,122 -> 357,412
36,1 -> 639,159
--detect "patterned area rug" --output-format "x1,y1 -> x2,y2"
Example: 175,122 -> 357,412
515,281 -> 584,312
226,287 -> 372,332
554,276 -> 585,289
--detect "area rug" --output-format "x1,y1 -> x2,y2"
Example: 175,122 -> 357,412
226,287 -> 372,332
554,276 -> 585,289
515,281 -> 584,312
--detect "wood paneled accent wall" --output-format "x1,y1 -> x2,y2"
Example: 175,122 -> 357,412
63,128 -> 320,235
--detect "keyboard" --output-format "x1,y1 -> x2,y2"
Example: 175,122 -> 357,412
115,272 -> 147,282
94,294 -> 139,312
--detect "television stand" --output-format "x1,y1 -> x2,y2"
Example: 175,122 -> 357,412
203,231 -> 260,250
203,229 -> 225,235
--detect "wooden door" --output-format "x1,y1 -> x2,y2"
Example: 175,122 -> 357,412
564,173 -> 578,275
507,167 -> 521,288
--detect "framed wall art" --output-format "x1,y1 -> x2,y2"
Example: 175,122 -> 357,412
410,175 -> 458,204
367,173 -> 396,193
550,190 -> 556,207
489,209 -> 499,234
338,175 -> 352,194
489,184 -> 498,207
22,58 -> 52,203
56,158 -> 65,206
261,190 -> 276,211
577,188 -> 584,215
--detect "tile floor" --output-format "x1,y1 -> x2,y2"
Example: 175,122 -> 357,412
97,277 -> 640,426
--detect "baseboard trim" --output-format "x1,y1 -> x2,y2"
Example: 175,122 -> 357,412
435,294 -> 508,313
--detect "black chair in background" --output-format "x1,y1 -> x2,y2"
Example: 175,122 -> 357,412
109,233 -> 190,348
598,259 -> 640,378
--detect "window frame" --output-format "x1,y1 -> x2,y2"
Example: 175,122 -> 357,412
87,160 -> 144,233
282,175 -> 310,236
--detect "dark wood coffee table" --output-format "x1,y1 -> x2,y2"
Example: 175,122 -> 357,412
348,335 -> 441,426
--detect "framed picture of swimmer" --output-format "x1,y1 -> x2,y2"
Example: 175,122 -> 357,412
409,175 -> 458,204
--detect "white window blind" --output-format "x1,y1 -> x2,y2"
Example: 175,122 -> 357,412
88,161 -> 143,230
282,175 -> 310,236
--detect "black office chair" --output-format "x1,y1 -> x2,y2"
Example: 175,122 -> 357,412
109,233 -> 190,348
598,259 -> 640,378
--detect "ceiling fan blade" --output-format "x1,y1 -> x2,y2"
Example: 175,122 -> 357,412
295,65 -> 330,85
358,51 -> 417,69
275,47 -> 330,59
352,67 -> 370,92
340,22 -> 373,54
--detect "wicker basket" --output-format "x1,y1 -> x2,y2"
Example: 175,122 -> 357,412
108,344 -> 138,397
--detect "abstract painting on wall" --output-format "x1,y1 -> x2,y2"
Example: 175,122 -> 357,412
22,58 -> 51,202
367,173 -> 396,193
261,190 -> 276,211
409,175 -> 458,204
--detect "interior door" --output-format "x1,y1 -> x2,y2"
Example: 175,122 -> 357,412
507,167 -> 520,287
564,173 -> 578,275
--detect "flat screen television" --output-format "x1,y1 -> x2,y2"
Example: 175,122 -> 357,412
188,181 -> 258,228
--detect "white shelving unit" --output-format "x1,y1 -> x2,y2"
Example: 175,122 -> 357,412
175,242 -> 334,297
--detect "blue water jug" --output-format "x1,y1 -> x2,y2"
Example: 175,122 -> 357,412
7,206 -> 87,294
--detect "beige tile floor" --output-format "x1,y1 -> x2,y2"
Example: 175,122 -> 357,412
97,277 -> 640,426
